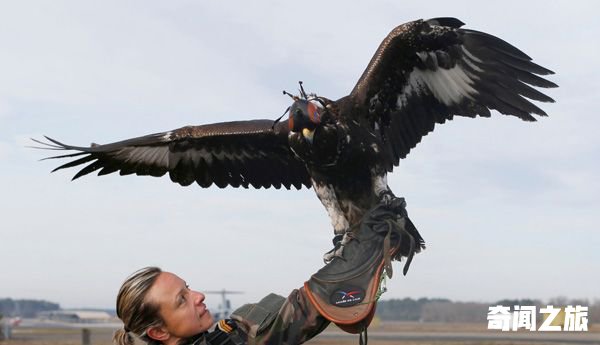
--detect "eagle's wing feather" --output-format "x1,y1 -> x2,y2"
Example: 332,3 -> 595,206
37,120 -> 311,189
348,17 -> 557,168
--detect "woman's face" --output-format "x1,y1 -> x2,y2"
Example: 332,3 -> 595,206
147,271 -> 214,341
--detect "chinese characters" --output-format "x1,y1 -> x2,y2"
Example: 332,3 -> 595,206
487,305 -> 588,332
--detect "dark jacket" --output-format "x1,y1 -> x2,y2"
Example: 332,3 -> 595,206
184,287 -> 329,345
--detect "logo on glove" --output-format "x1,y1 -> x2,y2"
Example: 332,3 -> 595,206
329,286 -> 365,307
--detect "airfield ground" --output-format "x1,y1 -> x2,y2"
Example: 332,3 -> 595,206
3,321 -> 598,345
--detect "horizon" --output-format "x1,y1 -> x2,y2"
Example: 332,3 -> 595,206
2,295 -> 598,314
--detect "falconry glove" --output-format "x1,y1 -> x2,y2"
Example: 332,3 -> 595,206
304,196 -> 424,335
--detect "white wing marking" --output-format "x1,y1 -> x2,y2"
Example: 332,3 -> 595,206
398,49 -> 481,108
116,146 -> 170,168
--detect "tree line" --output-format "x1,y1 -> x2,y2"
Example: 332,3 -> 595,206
0,298 -> 59,318
376,297 -> 600,323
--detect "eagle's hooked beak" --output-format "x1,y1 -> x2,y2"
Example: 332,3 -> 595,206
302,128 -> 315,143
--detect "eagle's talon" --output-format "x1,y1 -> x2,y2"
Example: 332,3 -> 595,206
322,250 -> 337,264
323,230 -> 356,263
378,190 -> 396,206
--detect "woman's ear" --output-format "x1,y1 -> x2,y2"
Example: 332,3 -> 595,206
146,325 -> 170,342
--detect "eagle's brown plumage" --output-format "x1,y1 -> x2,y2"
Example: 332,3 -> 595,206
37,17 -> 556,239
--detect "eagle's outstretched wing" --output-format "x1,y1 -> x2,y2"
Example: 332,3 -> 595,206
35,120 -> 311,189
348,17 -> 557,168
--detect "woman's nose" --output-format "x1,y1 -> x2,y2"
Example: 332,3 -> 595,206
194,291 -> 205,305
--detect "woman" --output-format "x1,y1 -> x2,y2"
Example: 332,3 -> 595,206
112,198 -> 414,345
113,267 -> 329,345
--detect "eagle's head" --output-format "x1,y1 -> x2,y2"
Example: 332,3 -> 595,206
288,99 -> 324,143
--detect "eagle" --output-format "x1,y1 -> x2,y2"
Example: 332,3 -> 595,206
37,17 -> 556,259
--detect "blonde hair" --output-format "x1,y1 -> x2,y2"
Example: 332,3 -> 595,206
113,267 -> 164,345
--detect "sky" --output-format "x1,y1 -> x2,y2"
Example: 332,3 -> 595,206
1,1 -> 599,311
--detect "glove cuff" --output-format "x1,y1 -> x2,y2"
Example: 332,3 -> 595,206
303,247 -> 392,333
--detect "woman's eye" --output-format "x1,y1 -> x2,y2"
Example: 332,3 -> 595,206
179,284 -> 190,305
